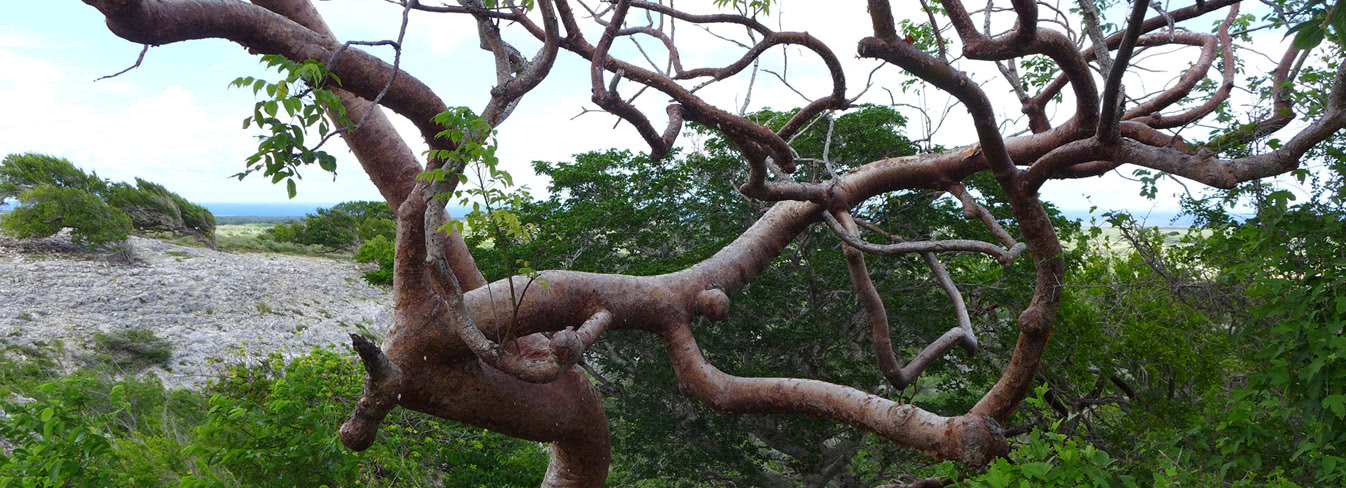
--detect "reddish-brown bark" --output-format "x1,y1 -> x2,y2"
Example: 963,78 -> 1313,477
77,0 -> 1346,485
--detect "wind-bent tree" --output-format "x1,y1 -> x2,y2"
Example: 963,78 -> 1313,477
77,0 -> 1345,485
0,153 -> 216,249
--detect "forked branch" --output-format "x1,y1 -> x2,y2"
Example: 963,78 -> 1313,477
832,210 -> 978,390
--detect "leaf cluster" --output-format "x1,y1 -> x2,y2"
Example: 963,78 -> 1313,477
230,55 -> 347,199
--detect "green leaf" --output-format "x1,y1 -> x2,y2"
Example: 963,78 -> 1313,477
286,178 -> 297,199
1334,1 -> 1346,40
283,97 -> 302,117
1324,394 -> 1346,419
1293,24 -> 1326,49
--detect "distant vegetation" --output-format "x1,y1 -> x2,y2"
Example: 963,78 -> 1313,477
214,216 -> 297,225
0,153 -> 216,249
262,200 -> 397,285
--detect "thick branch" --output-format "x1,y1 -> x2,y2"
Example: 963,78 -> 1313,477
1097,0 -> 1152,144
661,322 -> 1007,467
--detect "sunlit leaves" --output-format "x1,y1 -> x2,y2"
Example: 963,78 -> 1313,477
419,107 -> 539,282
229,55 -> 348,199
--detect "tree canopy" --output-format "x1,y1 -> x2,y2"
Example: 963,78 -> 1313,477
65,0 -> 1346,485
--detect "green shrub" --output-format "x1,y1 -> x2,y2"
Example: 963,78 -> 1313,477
2,184 -> 132,248
104,178 -> 216,248
0,348 -> 547,487
0,153 -> 107,199
193,348 -> 547,487
0,383 -> 136,487
355,235 -> 394,286
268,222 -> 300,243
356,217 -> 395,243
0,153 -> 215,249
93,328 -> 173,369
297,207 -> 359,250
265,201 -> 394,252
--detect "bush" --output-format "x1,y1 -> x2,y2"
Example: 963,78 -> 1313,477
193,348 -> 547,487
0,348 -> 548,487
0,383 -> 136,487
355,235 -> 395,285
0,153 -> 107,199
93,328 -> 173,369
1,184 -> 132,248
0,153 -> 215,249
268,221 -> 301,243
266,201 -> 394,251
357,217 -> 396,243
104,178 -> 217,248
297,207 -> 359,249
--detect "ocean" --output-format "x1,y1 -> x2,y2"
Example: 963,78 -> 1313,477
200,202 -> 337,218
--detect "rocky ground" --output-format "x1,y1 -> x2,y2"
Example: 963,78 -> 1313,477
0,231 -> 392,389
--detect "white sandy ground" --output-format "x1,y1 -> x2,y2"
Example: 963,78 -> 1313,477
0,231 -> 392,389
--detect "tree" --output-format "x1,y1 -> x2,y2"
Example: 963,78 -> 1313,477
268,200 -> 396,251
104,178 -> 218,249
75,0 -> 1346,485
480,106 -> 1086,485
0,153 -> 217,249
2,183 -> 132,249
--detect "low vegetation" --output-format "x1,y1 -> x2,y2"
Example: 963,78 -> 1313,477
258,201 -> 398,284
0,345 -> 548,487
92,328 -> 173,369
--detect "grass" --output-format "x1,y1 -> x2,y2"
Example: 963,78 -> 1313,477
144,224 -> 348,258
216,224 -> 350,257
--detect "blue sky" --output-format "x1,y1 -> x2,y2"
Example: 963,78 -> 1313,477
0,1 -> 1288,224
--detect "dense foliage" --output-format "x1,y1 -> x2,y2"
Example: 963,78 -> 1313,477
451,95 -> 1346,485
268,200 -> 396,251
0,153 -> 216,249
0,346 -> 547,488
261,200 -> 398,284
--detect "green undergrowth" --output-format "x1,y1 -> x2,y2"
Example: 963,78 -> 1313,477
92,328 -> 173,369
0,344 -> 547,487
144,224 -> 347,258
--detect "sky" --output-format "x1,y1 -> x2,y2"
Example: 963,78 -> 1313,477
0,0 -> 1295,223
